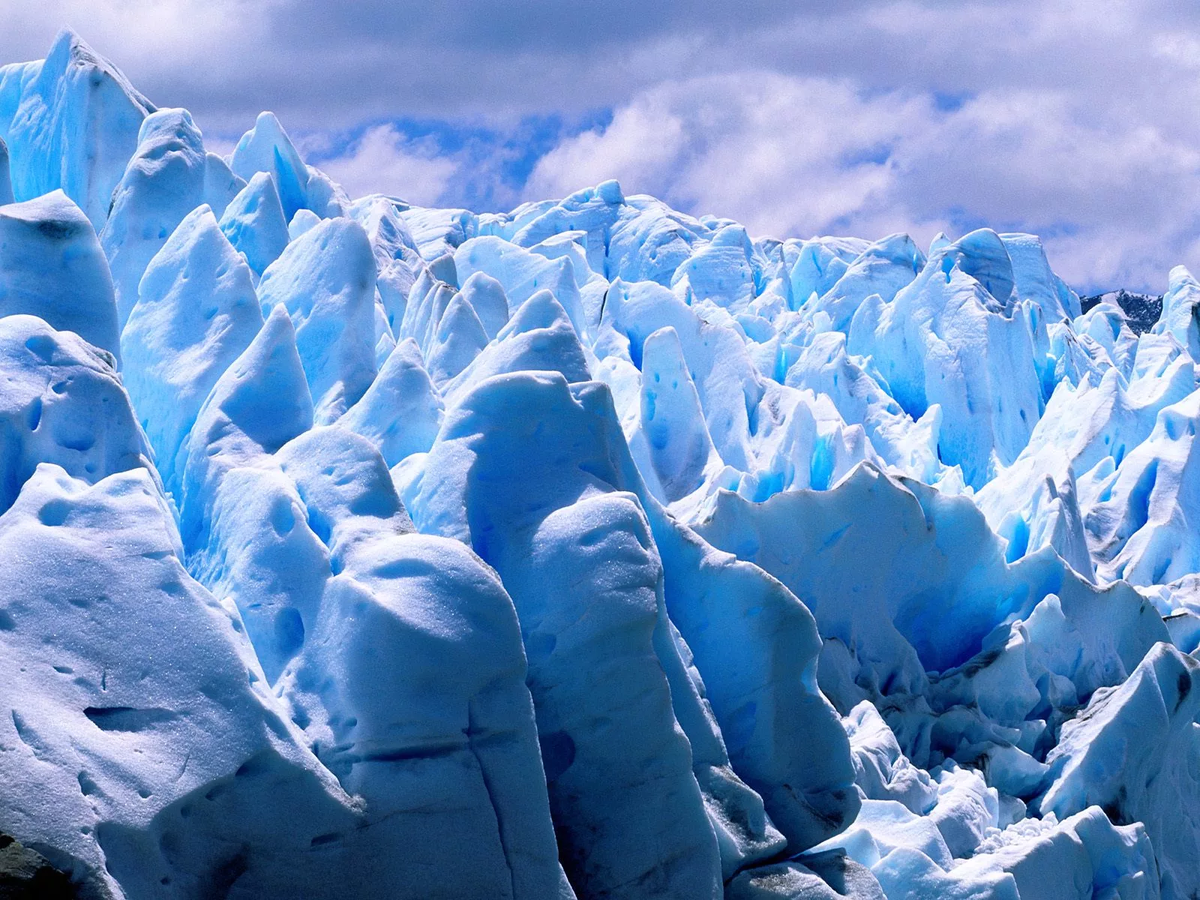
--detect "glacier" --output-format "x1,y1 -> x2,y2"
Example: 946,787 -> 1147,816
0,28 -> 1197,899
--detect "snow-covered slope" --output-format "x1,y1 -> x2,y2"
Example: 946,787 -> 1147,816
0,29 -> 1197,900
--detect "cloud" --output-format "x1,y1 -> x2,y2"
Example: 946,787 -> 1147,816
20,1 -> 1189,134
528,71 -> 1200,292
4,1 -> 1200,289
0,0 -> 809,132
301,115 -> 599,211
527,75 -> 924,232
313,125 -> 459,206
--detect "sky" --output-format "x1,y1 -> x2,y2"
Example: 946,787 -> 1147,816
2,1 -> 1200,293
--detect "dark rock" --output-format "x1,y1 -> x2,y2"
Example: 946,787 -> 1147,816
0,834 -> 79,899
1080,290 -> 1163,335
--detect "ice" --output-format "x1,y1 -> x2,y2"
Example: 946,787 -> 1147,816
288,207 -> 321,239
662,614 -> 789,877
303,165 -> 351,219
800,233 -> 924,332
648,498 -> 861,853
785,331 -> 942,482
4,30 -> 1200,899
230,111 -> 310,221
671,223 -> 759,311
727,851 -> 886,899
871,847 -> 1020,899
0,191 -> 120,359
191,459 -> 328,684
219,171 -> 290,277
509,181 -> 623,276
455,235 -> 590,337
786,236 -> 872,310
338,337 -> 443,466
1151,265 -> 1200,358
121,204 -> 264,494
1039,642 -> 1200,898
202,150 -> 245,219
399,205 -> 477,261
927,761 -> 1000,858
0,463 -> 350,897
693,461 -> 1169,807
0,30 -> 152,228
602,277 -> 763,470
439,288 -> 591,408
406,371 -> 726,898
865,809 -> 1156,899
1000,232 -> 1082,324
0,137 -> 13,205
405,327 -> 852,871
813,799 -> 955,872
845,702 -> 938,815
606,195 -> 708,286
696,464 -> 1022,676
0,456 -> 568,898
256,217 -> 378,423
427,249 -> 458,285
101,108 -> 208,327
455,270 -> 511,338
850,230 -> 1045,488
954,808 -> 1159,900
396,267 -> 453,350
0,315 -> 146,514
176,310 -> 317,677
350,196 -> 423,272
425,292 -> 489,385
1088,388 -> 1200,584
276,427 -> 574,898
178,304 -> 313,556
639,325 -> 723,501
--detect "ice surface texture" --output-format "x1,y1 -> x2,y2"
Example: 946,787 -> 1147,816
0,28 -> 1196,900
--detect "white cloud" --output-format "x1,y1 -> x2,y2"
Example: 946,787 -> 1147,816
315,125 -> 460,205
528,72 -> 1200,292
530,75 -> 927,234
5,2 -> 1200,289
